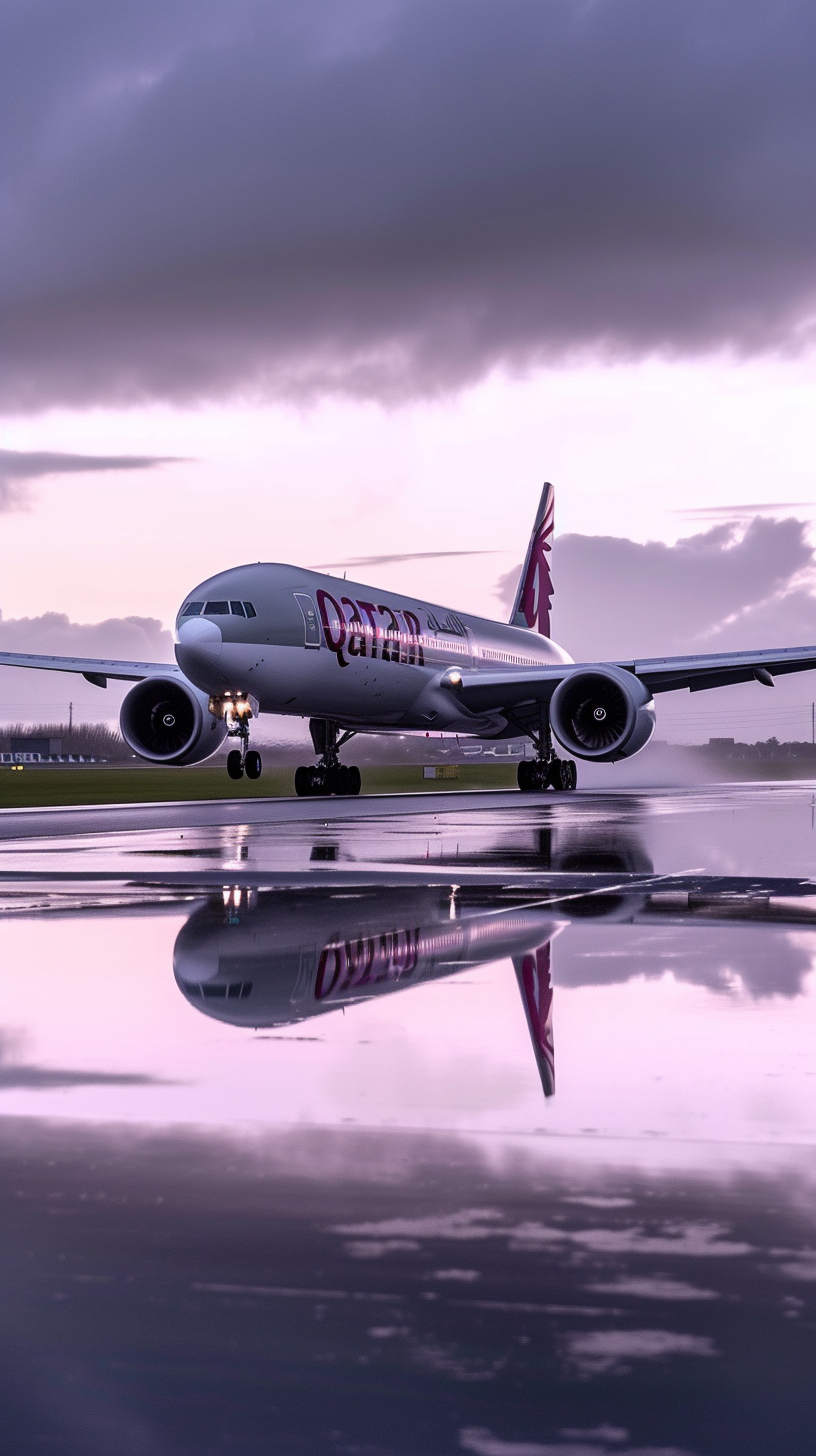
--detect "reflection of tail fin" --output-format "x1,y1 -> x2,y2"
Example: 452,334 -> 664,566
513,943 -> 555,1097
509,482 -> 555,637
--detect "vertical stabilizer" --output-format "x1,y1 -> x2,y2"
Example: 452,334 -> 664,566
513,941 -> 555,1098
509,482 -> 555,637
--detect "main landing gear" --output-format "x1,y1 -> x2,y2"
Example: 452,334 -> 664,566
295,719 -> 362,797
514,705 -> 577,793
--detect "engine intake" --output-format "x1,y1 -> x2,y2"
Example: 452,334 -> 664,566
550,667 -> 655,762
120,677 -> 227,765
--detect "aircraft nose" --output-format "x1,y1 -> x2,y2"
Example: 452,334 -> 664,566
175,616 -> 222,668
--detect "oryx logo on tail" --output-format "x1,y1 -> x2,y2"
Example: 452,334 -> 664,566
509,481 -> 554,637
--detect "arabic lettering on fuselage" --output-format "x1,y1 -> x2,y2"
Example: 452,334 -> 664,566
316,588 -> 468,669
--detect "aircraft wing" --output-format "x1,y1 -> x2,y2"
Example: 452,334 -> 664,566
619,644 -> 816,693
445,642 -> 816,716
0,651 -> 181,688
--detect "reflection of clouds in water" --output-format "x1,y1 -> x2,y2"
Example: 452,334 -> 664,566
586,1278 -> 719,1302
0,1028 -> 169,1091
558,925 -> 814,999
334,1208 -> 504,1241
344,1238 -> 420,1258
413,1340 -> 506,1383
459,1426 -> 697,1455
563,1328 -> 718,1378
775,1254 -> 816,1281
563,1197 -> 634,1209
336,1210 -> 752,1259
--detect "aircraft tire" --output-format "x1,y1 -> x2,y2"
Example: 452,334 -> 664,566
327,765 -> 347,795
294,765 -> 312,796
517,759 -> 544,791
245,750 -> 262,780
348,765 -> 362,795
227,749 -> 244,780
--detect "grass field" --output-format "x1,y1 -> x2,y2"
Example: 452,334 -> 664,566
0,761 -> 521,809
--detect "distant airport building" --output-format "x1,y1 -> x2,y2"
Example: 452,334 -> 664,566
10,736 -> 62,756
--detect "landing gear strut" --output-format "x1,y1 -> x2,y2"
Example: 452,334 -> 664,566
214,694 -> 262,781
295,719 -> 362,797
514,705 -> 577,793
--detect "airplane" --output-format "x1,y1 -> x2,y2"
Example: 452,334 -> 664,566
4,483 -> 816,795
174,885 -> 563,1096
172,867 -> 816,1098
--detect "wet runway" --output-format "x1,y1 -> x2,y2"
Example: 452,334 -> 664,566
1,785 -> 815,1454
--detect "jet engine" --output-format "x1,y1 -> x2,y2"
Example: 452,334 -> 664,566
550,667 -> 655,762
120,677 -> 227,765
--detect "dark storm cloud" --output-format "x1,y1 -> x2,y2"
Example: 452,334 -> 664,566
0,611 -> 173,660
0,449 -> 181,508
2,0 -> 816,408
498,516 -> 816,661
0,611 -> 173,718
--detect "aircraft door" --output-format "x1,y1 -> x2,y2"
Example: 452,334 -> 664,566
294,593 -> 322,648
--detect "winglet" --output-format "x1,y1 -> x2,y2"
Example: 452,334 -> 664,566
509,482 -> 554,637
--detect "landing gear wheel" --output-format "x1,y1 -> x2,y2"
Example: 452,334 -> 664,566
295,765 -> 313,797
347,765 -> 361,796
562,759 -> 577,791
245,750 -> 262,780
327,764 -> 347,795
518,759 -> 549,791
227,749 -> 244,780
309,766 -> 329,796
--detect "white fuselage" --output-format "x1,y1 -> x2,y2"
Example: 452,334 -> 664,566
174,561 -> 572,737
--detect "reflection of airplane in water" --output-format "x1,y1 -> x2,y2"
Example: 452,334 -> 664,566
175,887 -> 561,1094
172,842 -> 816,1099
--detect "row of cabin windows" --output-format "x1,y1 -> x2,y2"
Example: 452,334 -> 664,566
482,649 -> 537,665
182,600 -> 257,618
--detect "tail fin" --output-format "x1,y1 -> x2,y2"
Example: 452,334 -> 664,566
512,942 -> 555,1098
509,482 -> 554,637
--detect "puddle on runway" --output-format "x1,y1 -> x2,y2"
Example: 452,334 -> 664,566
1,786 -> 815,1454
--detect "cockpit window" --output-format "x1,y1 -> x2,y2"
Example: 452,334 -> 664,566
243,602 -> 257,618
204,600 -> 230,615
230,600 -> 246,617
181,601 -> 204,616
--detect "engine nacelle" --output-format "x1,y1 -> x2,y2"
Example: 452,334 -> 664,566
550,666 -> 655,763
120,677 -> 227,765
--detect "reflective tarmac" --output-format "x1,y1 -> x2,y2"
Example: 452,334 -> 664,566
1,786 -> 815,1454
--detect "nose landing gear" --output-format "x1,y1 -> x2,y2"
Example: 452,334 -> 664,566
295,719 -> 362,797
211,693 -> 262,782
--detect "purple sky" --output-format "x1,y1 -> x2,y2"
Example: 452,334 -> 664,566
2,1 -> 816,737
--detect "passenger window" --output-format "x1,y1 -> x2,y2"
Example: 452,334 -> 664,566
230,601 -> 246,616
204,600 -> 230,615
181,602 -> 204,616
243,602 -> 257,618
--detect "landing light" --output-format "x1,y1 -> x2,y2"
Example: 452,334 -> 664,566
444,669 -> 463,691
209,692 -> 259,722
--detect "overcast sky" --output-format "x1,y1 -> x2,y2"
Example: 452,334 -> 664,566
2,0 -> 816,737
